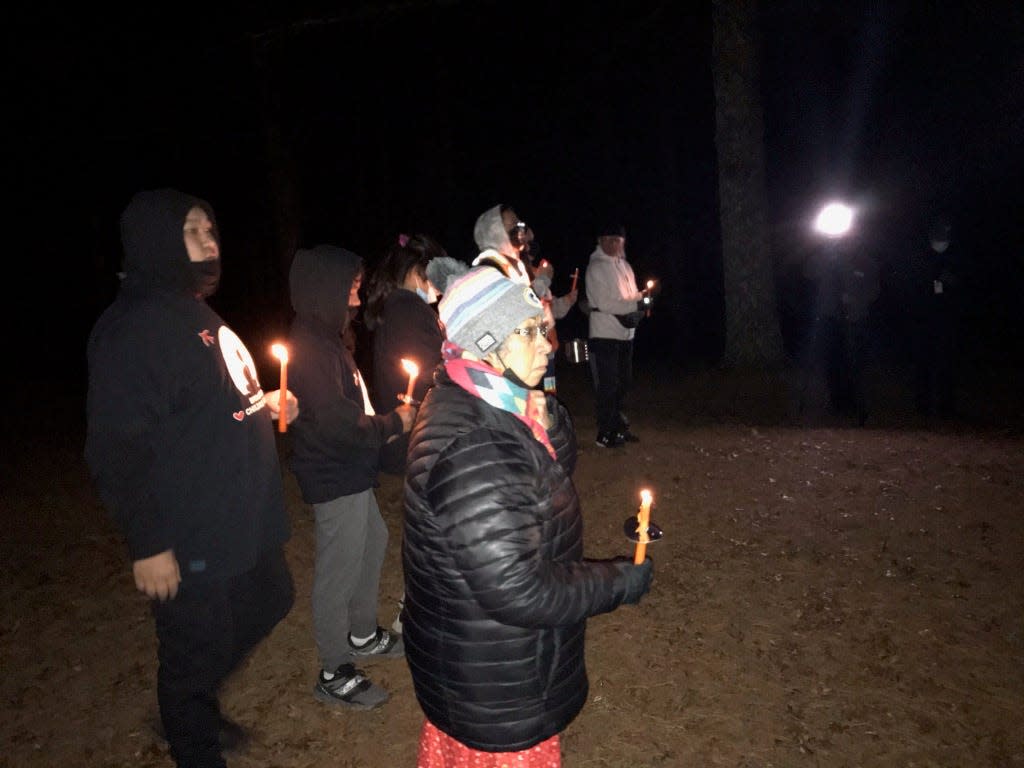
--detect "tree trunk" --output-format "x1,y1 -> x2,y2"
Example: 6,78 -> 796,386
713,0 -> 785,366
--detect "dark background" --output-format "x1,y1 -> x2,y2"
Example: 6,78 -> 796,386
11,1 -> 1024,392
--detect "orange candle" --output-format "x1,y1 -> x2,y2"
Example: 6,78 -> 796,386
400,358 -> 419,404
271,343 -> 289,433
571,268 -> 579,292
633,489 -> 653,564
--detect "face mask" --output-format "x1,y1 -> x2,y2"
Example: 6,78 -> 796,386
416,285 -> 439,304
501,365 -> 531,390
190,259 -> 221,298
931,241 -> 949,253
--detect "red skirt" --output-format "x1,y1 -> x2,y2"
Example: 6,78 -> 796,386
417,720 -> 561,768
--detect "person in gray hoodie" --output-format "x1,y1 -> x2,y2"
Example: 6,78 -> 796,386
286,245 -> 416,710
472,204 -> 577,392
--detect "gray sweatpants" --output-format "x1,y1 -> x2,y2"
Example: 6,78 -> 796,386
312,489 -> 389,671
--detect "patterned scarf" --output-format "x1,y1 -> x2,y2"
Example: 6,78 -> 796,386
442,341 -> 556,459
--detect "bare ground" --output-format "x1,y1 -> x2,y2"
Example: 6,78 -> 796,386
3,359 -> 1023,767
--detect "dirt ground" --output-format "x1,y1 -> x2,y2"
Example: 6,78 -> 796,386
3,357 -> 1023,768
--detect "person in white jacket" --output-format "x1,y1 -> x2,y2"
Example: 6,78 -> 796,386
584,223 -> 649,447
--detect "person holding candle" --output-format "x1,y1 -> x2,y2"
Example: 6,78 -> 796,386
584,222 -> 650,448
471,204 -> 577,393
85,188 -> 298,768
364,233 -> 453,417
286,244 -> 417,710
403,265 -> 653,767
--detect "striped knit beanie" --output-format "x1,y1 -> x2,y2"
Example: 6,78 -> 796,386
438,266 -> 544,355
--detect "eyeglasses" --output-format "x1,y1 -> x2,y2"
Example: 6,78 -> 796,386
511,323 -> 549,340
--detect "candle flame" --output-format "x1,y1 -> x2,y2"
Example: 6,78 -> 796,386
646,280 -> 654,289
271,343 -> 289,364
401,358 -> 419,377
638,489 -> 653,540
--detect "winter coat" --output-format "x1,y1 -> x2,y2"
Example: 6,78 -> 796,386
369,287 -> 444,414
402,365 -> 639,752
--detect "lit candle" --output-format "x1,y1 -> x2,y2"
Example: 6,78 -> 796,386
571,268 -> 579,293
644,280 -> 655,317
633,489 -> 653,564
271,343 -> 289,433
400,358 -> 419,404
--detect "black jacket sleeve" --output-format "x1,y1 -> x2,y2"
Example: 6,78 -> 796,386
85,304 -> 178,560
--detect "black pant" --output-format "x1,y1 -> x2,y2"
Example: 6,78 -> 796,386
913,316 -> 957,417
589,337 -> 633,435
152,548 -> 294,768
822,317 -> 869,419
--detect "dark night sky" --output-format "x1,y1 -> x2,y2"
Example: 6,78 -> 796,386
11,1 -> 1024,386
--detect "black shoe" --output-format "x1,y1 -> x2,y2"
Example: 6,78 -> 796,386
218,715 -> 250,754
314,663 -> 389,710
149,713 -> 250,754
619,429 -> 640,443
348,626 -> 404,659
596,431 -> 625,448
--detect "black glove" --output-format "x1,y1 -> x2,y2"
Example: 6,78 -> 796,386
614,556 -> 653,605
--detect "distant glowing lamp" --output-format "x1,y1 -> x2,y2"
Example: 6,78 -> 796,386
814,202 -> 854,238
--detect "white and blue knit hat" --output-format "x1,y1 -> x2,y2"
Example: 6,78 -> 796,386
438,266 -> 544,355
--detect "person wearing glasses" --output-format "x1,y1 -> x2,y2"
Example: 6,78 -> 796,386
401,265 -> 654,767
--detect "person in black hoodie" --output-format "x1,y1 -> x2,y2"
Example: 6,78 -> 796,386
286,245 -> 416,710
85,188 -> 297,768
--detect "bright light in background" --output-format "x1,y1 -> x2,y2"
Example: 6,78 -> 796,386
813,202 -> 854,238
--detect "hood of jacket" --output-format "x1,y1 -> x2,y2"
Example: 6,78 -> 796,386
473,204 -> 517,258
289,245 -> 362,332
119,188 -> 218,297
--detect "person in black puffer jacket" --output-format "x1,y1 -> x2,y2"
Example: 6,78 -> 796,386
402,265 -> 654,767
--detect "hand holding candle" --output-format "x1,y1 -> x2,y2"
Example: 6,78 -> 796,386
399,358 -> 419,405
644,280 -> 655,316
271,343 -> 289,433
633,489 -> 653,564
